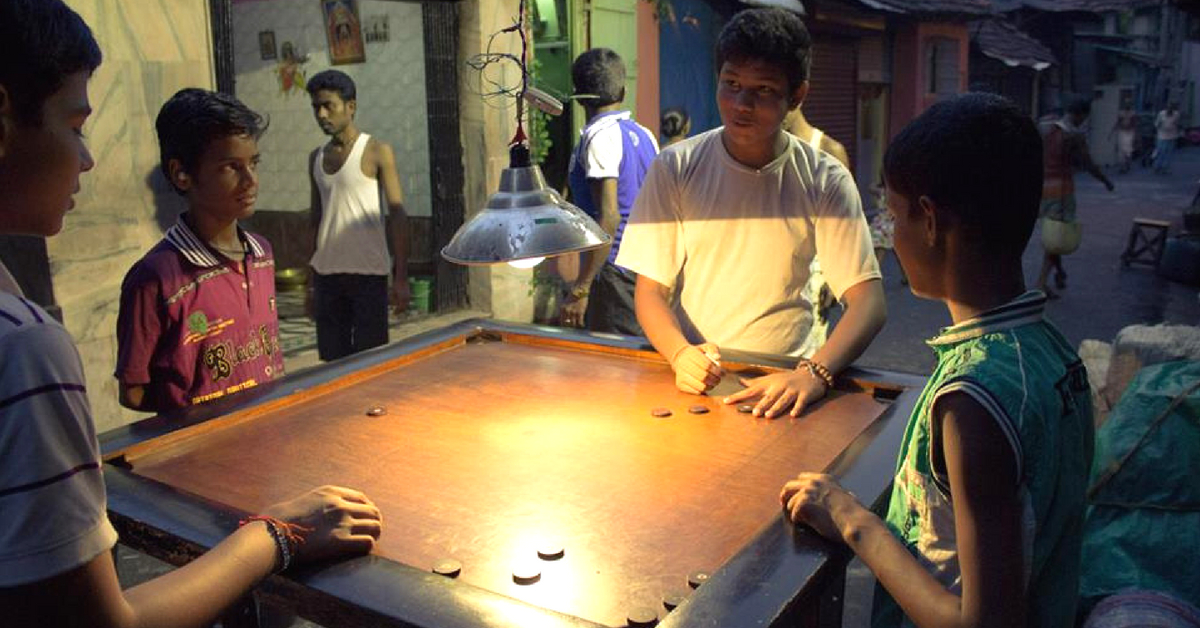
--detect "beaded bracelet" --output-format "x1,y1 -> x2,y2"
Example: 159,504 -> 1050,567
798,359 -> 835,390
240,516 -> 308,573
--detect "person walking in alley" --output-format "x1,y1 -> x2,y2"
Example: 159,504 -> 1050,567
1111,97 -> 1137,174
1037,97 -> 1114,298
1154,101 -> 1182,174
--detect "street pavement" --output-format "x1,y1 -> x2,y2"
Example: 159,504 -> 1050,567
860,145 -> 1200,376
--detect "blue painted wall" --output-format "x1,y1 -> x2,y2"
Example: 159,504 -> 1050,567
658,0 -> 737,139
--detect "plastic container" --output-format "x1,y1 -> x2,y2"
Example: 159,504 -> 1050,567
408,276 -> 432,313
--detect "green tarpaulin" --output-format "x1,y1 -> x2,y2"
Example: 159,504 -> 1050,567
1080,359 -> 1200,608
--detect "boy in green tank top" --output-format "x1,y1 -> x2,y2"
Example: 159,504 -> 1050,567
780,93 -> 1094,628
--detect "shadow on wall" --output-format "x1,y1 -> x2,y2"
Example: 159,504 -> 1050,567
147,167 -> 184,234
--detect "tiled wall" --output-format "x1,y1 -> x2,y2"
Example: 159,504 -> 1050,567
230,0 -> 433,217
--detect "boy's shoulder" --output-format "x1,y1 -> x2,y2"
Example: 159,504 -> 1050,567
123,237 -> 184,289
121,226 -> 272,294
0,291 -> 62,336
0,293 -> 77,378
244,230 -> 273,257
657,128 -> 721,168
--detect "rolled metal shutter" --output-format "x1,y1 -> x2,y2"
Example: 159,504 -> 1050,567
805,34 -> 858,171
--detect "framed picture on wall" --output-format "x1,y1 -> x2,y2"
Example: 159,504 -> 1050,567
364,14 -> 389,43
258,30 -> 277,60
321,0 -> 366,65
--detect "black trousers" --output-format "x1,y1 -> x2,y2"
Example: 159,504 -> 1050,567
313,272 -> 388,361
585,263 -> 643,337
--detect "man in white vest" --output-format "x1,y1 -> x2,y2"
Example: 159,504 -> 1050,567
307,69 -> 410,361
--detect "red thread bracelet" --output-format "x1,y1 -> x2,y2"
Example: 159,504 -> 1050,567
240,516 -> 311,572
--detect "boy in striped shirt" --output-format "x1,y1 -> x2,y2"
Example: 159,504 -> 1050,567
0,1 -> 381,623
780,94 -> 1094,628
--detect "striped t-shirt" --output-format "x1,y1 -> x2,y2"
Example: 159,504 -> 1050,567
874,291 -> 1094,628
0,280 -> 118,586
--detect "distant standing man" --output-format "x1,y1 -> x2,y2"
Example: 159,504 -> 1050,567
1154,101 -> 1181,174
1111,98 -> 1136,173
307,69 -> 410,361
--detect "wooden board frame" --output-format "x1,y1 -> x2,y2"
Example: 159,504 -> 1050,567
102,319 -> 924,628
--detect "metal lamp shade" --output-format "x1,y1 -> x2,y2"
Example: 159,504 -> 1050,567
441,163 -> 611,265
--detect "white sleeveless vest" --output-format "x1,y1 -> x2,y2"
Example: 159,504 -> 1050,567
310,133 -> 391,275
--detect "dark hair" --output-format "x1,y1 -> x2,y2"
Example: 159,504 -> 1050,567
715,8 -> 811,90
572,48 -> 625,106
1065,96 -> 1091,117
884,93 -> 1043,256
0,0 -> 101,126
156,88 -> 267,193
661,107 -> 690,138
306,69 -> 357,102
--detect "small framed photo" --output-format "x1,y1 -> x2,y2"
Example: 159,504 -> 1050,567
322,0 -> 366,65
364,14 -> 389,43
258,30 -> 277,61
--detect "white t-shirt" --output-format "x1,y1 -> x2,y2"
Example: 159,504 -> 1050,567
615,128 -> 879,357
1156,110 -> 1181,141
0,267 -> 118,586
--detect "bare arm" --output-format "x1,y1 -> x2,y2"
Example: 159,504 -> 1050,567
822,138 -> 852,171
118,383 -> 147,411
0,486 -> 381,628
305,149 -> 323,317
374,141 -> 411,313
308,148 -> 323,263
560,178 -> 618,327
1070,135 -> 1113,191
781,392 -> 1025,628
578,178 -> 619,290
808,278 -> 885,375
634,274 -> 721,393
726,278 -> 885,418
375,141 -> 409,278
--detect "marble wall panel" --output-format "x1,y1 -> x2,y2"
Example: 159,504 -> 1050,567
54,0 -> 214,431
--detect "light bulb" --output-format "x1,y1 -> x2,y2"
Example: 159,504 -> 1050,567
507,256 -> 545,269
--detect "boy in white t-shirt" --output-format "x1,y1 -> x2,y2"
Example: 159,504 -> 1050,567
615,7 -> 884,418
0,1 -> 381,624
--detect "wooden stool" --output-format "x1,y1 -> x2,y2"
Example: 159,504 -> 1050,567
1121,218 -> 1170,267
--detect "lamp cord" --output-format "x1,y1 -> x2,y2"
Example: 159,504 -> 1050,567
464,0 -> 533,148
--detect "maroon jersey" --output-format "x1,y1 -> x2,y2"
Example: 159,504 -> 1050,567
115,216 -> 284,412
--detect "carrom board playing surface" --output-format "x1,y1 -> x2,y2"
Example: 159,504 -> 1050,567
104,323 -> 910,628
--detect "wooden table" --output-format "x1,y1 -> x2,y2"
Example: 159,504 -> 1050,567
102,320 -> 923,628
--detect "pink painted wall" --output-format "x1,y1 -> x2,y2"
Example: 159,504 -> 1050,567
888,21 -> 969,139
636,0 -> 660,138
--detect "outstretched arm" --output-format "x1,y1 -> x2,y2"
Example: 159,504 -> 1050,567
725,278 -> 885,418
781,392 -> 1025,628
0,486 -> 381,628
